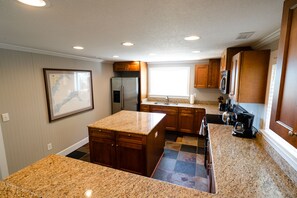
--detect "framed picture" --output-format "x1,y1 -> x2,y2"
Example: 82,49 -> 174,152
43,68 -> 94,122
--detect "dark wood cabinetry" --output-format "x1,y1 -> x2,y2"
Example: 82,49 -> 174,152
220,47 -> 251,71
113,61 -> 140,71
229,50 -> 270,103
194,59 -> 220,88
178,108 -> 195,133
142,105 -> 206,134
88,129 -> 116,168
88,119 -> 165,176
150,105 -> 179,131
270,0 -> 297,148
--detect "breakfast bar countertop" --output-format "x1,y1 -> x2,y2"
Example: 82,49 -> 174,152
2,124 -> 296,197
88,110 -> 166,135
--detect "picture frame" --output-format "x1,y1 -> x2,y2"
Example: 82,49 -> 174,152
43,68 -> 94,122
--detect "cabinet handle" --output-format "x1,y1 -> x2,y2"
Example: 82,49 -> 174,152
288,130 -> 297,136
128,134 -> 131,137
116,144 -> 119,147
111,144 -> 114,147
98,129 -> 101,132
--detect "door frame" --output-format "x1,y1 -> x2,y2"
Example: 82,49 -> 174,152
0,124 -> 9,179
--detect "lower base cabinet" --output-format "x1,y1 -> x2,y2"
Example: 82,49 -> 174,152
88,121 -> 165,177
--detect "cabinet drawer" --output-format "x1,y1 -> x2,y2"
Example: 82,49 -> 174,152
117,132 -> 144,144
179,108 -> 194,114
140,104 -> 150,112
89,128 -> 114,139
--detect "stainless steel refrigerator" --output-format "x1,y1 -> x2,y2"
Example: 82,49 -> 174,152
111,77 -> 139,114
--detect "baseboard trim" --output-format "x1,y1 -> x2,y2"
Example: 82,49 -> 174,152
260,129 -> 297,172
57,137 -> 89,156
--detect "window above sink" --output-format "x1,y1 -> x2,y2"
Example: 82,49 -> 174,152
148,66 -> 190,97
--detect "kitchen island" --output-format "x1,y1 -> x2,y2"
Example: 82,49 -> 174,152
87,110 -> 166,176
2,124 -> 296,197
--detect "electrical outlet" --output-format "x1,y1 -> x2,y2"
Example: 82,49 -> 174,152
47,143 -> 52,150
1,113 -> 10,122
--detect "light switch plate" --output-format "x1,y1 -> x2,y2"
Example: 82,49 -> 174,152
1,113 -> 9,122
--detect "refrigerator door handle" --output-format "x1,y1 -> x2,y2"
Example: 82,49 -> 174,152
121,85 -> 124,109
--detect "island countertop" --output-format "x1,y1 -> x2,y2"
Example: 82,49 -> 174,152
88,110 -> 166,135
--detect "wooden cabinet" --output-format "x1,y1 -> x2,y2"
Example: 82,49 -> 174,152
270,0 -> 297,148
220,47 -> 251,71
194,59 -> 220,88
144,104 -> 205,134
229,50 -> 270,103
116,132 -> 146,175
140,104 -> 150,112
88,128 -> 116,168
150,105 -> 179,131
193,108 -> 206,134
194,64 -> 209,88
88,120 -> 165,176
178,108 -> 195,133
113,61 -> 140,71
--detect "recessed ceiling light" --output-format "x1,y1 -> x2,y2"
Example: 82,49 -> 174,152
113,55 -> 119,58
73,46 -> 84,50
149,53 -> 156,56
192,50 -> 201,53
184,35 -> 200,41
17,0 -> 47,7
122,42 -> 134,46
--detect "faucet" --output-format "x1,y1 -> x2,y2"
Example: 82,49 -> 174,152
165,96 -> 169,105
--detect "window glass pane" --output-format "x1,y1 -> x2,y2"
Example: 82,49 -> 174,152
148,67 -> 190,97
265,64 -> 277,129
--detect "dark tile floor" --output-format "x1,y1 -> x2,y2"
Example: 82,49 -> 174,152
66,135 -> 208,192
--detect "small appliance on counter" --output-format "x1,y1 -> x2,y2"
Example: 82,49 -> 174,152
232,112 -> 257,138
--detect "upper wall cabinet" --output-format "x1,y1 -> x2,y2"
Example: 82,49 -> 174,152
113,61 -> 140,71
270,0 -> 297,148
194,59 -> 220,88
220,47 -> 251,71
229,50 -> 270,103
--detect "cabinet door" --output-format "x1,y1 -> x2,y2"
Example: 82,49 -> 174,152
116,141 -> 145,175
194,64 -> 209,88
208,59 -> 221,88
88,129 -> 116,168
220,50 -> 227,71
113,61 -> 140,71
194,109 -> 206,134
140,104 -> 150,112
270,0 -> 297,148
163,107 -> 179,131
179,108 -> 194,133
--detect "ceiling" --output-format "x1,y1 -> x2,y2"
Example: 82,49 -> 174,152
0,0 -> 284,62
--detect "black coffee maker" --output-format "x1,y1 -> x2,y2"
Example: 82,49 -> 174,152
232,112 -> 257,138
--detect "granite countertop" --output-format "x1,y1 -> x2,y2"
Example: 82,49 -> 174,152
141,101 -> 222,115
3,124 -> 296,197
0,180 -> 40,198
88,110 -> 166,135
208,124 -> 297,198
4,155 -> 210,198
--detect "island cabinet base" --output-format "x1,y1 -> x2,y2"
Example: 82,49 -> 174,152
88,120 -> 165,177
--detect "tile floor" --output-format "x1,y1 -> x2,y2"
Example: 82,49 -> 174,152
66,134 -> 208,192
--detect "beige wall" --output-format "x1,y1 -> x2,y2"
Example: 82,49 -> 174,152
0,48 -> 114,174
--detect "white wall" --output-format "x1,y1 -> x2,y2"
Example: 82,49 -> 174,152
148,61 -> 224,102
0,48 -> 114,175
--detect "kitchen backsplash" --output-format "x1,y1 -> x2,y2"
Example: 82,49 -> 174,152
147,97 -> 218,105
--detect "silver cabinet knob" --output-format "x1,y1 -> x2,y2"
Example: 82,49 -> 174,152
288,130 -> 297,136
111,144 -> 114,147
